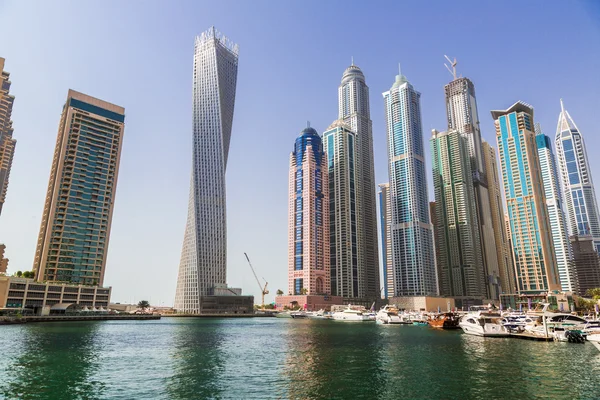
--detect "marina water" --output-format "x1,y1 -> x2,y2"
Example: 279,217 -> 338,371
1,318 -> 599,399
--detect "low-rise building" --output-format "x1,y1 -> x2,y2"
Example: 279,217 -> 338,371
0,276 -> 111,314
388,296 -> 456,312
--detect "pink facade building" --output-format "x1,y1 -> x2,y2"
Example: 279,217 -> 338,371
276,126 -> 341,310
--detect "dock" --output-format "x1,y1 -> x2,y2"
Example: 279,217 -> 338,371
509,332 -> 553,341
162,313 -> 275,318
0,314 -> 161,325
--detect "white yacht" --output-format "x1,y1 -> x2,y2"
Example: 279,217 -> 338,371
587,334 -> 600,351
376,306 -> 403,325
331,306 -> 371,322
306,309 -> 331,320
459,306 -> 509,337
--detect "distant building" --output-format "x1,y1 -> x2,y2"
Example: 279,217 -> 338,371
382,71 -> 437,297
570,235 -> 600,295
430,128 -> 485,307
555,100 -> 600,253
323,120 -> 361,298
536,124 -> 576,292
33,90 -> 125,286
0,276 -> 111,314
482,141 -> 515,294
0,57 -> 16,216
378,183 -> 393,299
174,28 -> 239,313
338,63 -> 380,298
492,101 -> 561,293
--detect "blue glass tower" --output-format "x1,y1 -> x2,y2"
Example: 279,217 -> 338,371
383,72 -> 437,297
492,101 -> 561,293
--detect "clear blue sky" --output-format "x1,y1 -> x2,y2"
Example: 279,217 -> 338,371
1,1 -> 599,306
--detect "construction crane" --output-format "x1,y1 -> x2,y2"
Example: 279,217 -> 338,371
244,252 -> 269,309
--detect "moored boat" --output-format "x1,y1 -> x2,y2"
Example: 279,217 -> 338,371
428,313 -> 460,329
587,333 -> 600,351
459,306 -> 508,337
376,305 -> 403,325
331,306 -> 372,322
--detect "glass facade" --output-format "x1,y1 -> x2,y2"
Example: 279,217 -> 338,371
33,90 -> 125,286
0,58 -> 16,216
383,74 -> 437,297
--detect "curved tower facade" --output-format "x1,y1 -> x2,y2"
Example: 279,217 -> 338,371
338,64 -> 380,298
174,28 -> 239,313
555,100 -> 600,253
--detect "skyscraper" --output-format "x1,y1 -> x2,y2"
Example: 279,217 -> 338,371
492,101 -> 561,293
288,126 -> 330,296
377,183 -> 393,299
323,120 -> 360,298
175,28 -> 239,313
383,72 -> 437,297
0,58 -> 16,217
430,128 -> 485,306
536,124 -> 575,292
445,73 -> 501,300
555,100 -> 600,253
338,64 -> 380,298
33,90 -> 125,286
482,141 -> 516,294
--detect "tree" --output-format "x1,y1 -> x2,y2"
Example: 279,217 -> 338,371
300,288 -> 308,295
16,271 -> 22,277
586,288 -> 600,300
276,289 -> 284,296
137,300 -> 150,311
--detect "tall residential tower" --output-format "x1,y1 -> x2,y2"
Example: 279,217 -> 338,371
555,100 -> 600,253
174,28 -> 239,313
33,90 -> 125,286
0,58 -> 16,217
378,183 -> 393,299
445,73 -> 501,300
288,126 -> 330,296
383,72 -> 437,297
536,124 -> 575,292
323,120 -> 360,298
338,64 -> 380,298
430,129 -> 485,306
492,101 -> 561,293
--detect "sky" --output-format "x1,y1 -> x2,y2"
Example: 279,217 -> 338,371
0,1 -> 599,306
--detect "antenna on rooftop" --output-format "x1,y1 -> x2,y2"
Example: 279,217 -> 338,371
351,56 -> 354,66
444,55 -> 458,80
307,120 -> 310,128
398,63 -> 402,76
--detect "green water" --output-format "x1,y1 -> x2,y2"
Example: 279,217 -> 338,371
1,318 -> 599,399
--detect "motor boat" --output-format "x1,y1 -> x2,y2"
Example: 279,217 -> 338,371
275,311 -> 292,318
376,305 -> 403,325
331,306 -> 371,322
290,311 -> 308,319
459,306 -> 509,337
428,313 -> 461,329
306,309 -> 331,320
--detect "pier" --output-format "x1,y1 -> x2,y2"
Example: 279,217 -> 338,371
0,314 -> 161,325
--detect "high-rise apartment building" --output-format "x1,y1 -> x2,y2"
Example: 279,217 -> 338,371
492,101 -> 561,293
338,64 -> 380,298
33,90 -> 125,286
0,58 -> 16,217
570,235 -> 600,295
482,141 -> 515,294
323,120 -> 361,298
174,28 -> 239,313
430,129 -> 485,306
377,183 -> 393,299
383,72 -> 437,297
536,124 -> 575,292
288,126 -> 330,296
445,75 -> 501,300
555,100 -> 600,253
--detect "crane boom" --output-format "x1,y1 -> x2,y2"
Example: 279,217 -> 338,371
244,252 -> 269,308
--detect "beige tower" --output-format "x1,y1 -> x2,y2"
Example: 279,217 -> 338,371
33,90 -> 124,286
0,58 -> 16,217
482,140 -> 515,293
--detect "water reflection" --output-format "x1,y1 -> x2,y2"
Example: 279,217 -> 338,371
0,322 -> 104,399
166,318 -> 225,399
282,320 -> 387,400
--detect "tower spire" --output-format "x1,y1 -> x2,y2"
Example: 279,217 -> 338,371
351,56 -> 354,66
560,98 -> 565,114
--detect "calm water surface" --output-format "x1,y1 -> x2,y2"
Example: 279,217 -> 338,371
1,318 -> 599,399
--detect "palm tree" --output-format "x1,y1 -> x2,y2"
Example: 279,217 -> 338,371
137,300 -> 150,312
276,289 -> 284,296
